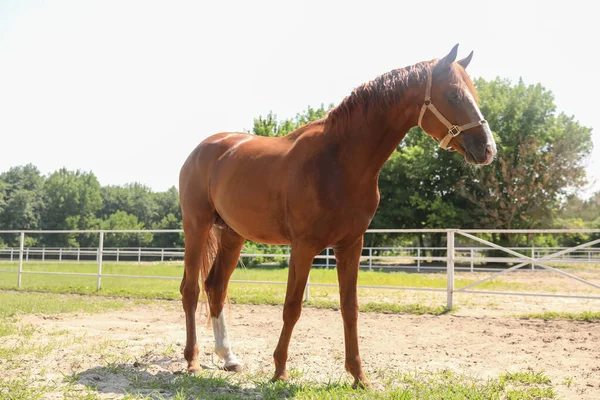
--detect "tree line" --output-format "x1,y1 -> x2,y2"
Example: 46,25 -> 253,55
0,166 -> 181,248
1,76 -> 598,250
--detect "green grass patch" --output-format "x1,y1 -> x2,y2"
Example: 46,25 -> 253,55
0,291 -> 136,318
518,311 -> 600,322
0,260 -> 531,301
0,378 -> 58,400
500,370 -> 552,386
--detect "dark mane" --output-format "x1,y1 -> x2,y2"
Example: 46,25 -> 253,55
326,61 -> 431,128
325,60 -> 480,130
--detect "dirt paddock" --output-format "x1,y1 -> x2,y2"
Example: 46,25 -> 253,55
7,300 -> 599,399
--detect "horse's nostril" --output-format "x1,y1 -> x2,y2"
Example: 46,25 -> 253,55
484,144 -> 494,160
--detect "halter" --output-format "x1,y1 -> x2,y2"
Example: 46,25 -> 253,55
418,65 -> 487,150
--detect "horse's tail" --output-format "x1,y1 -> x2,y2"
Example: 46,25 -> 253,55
199,227 -> 219,327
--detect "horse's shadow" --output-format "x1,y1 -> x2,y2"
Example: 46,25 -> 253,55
75,362 -> 310,399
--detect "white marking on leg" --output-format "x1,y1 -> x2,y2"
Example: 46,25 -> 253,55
212,311 -> 240,368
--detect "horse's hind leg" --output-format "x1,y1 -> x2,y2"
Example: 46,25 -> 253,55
204,229 -> 245,372
180,213 -> 215,373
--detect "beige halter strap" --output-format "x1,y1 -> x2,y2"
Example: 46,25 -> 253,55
418,66 -> 487,150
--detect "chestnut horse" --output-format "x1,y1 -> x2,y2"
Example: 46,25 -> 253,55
178,44 -> 496,388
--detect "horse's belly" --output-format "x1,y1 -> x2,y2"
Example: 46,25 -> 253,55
216,202 -> 290,245
211,172 -> 290,245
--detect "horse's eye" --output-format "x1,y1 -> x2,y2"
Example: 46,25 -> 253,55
449,91 -> 461,104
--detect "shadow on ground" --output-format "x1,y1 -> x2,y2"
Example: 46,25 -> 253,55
76,364 -> 324,399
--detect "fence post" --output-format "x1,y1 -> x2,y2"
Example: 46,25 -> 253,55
304,274 -> 310,302
59,248 -> 62,262
161,248 -> 164,262
417,248 -> 421,272
531,247 -> 535,271
42,247 -> 45,262
26,247 -> 29,261
446,231 -> 455,310
116,248 -> 120,262
17,232 -> 25,288
325,248 -> 330,269
369,248 -> 373,271
138,247 -> 141,263
96,232 -> 104,291
470,248 -> 474,272
10,248 -> 14,262
77,248 -> 80,261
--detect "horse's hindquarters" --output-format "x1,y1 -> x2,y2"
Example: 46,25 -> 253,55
207,135 -> 291,245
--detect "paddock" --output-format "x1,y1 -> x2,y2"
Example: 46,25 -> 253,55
1,294 -> 599,399
1,228 -> 599,399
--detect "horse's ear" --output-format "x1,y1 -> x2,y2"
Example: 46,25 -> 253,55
439,44 -> 459,67
457,51 -> 474,70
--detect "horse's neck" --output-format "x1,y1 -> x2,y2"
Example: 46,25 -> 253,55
334,97 -> 421,182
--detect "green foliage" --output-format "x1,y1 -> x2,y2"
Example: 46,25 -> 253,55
102,211 -> 153,248
0,166 -> 182,248
251,104 -> 332,137
457,78 -> 593,244
99,183 -> 159,228
0,164 -> 44,231
41,168 -> 103,247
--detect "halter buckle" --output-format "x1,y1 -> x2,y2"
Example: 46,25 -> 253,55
448,125 -> 461,137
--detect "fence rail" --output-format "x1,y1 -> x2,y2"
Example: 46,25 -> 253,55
1,228 -> 600,309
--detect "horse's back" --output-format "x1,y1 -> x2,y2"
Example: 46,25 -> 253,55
179,122 -> 334,243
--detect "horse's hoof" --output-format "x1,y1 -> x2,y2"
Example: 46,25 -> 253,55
270,373 -> 288,382
186,364 -> 201,375
223,363 -> 242,373
352,379 -> 371,389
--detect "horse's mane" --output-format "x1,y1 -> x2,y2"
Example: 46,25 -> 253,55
325,60 -> 479,130
325,61 -> 431,129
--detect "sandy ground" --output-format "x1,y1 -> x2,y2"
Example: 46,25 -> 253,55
3,301 -> 598,399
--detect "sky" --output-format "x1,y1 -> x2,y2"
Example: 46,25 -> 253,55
1,0 -> 599,197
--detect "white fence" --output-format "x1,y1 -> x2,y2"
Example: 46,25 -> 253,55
1,228 -> 600,309
2,245 -> 600,271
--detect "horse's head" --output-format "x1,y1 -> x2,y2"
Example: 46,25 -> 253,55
418,44 -> 496,165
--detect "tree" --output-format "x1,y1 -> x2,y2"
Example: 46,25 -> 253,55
0,164 -> 44,230
152,213 -> 184,248
369,128 -> 476,249
457,78 -> 593,244
152,186 -> 181,224
99,183 -> 158,229
102,211 -> 153,248
251,104 -> 332,137
41,168 -> 103,246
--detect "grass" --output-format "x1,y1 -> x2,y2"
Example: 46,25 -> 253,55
0,291 -> 140,318
50,367 -> 559,400
0,260 -> 536,302
518,310 -> 600,322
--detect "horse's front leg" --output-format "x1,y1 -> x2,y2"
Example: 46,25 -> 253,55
271,242 -> 320,382
334,237 -> 370,388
